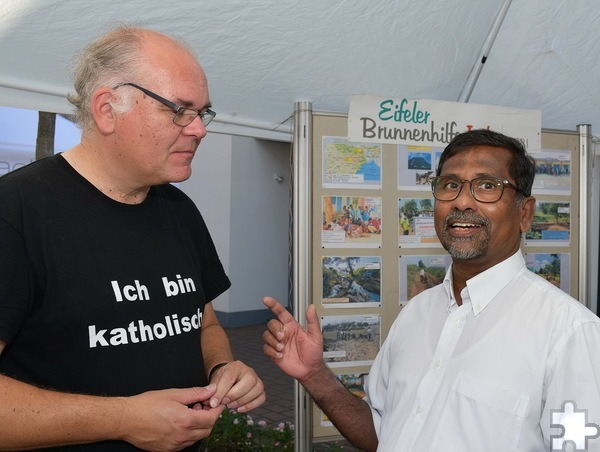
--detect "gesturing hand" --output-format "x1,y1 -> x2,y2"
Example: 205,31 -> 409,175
262,296 -> 325,383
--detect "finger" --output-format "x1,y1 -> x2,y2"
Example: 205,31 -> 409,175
189,404 -> 225,424
224,369 -> 263,403
208,361 -> 260,409
265,318 -> 286,341
208,370 -> 235,408
262,328 -> 284,350
305,304 -> 321,337
263,342 -> 284,360
175,385 -> 217,406
236,390 -> 267,413
225,378 -> 265,411
263,296 -> 295,325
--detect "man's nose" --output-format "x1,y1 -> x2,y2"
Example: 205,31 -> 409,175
183,115 -> 208,139
452,181 -> 479,209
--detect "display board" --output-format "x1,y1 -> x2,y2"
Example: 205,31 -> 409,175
310,112 -> 580,441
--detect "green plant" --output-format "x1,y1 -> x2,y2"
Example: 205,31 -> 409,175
203,409 -> 294,451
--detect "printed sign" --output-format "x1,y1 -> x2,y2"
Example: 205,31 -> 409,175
348,95 -> 541,151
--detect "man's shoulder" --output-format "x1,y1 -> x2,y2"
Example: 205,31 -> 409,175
153,182 -> 190,200
0,155 -> 58,186
520,268 -> 599,324
150,184 -> 205,226
411,282 -> 446,299
402,283 -> 447,314
151,183 -> 199,211
0,156 -> 64,207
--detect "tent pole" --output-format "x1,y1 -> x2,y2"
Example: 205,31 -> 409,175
292,100 -> 313,452
457,0 -> 513,103
578,124 -> 592,308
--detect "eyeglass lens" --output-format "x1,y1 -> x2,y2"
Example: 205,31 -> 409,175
432,176 -> 505,202
173,109 -> 215,127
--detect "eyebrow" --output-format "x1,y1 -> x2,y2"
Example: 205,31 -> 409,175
176,98 -> 213,111
441,172 -> 502,179
171,91 -> 209,107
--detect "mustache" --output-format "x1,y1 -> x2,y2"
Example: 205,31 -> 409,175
443,211 -> 490,229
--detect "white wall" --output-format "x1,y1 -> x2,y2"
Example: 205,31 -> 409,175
228,136 -> 290,316
179,133 -> 291,326
179,132 -> 234,313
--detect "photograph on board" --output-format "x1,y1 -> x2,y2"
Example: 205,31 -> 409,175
397,144 -> 444,191
321,314 -> 381,367
320,372 -> 368,427
399,254 -> 452,302
322,196 -> 382,248
398,197 -> 440,247
322,256 -> 382,308
525,252 -> 571,295
531,149 -> 571,196
525,201 -> 570,247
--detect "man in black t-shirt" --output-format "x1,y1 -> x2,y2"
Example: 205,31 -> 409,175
0,26 -> 265,451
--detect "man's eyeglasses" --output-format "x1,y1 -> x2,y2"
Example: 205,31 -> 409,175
430,176 -> 528,203
113,82 -> 216,127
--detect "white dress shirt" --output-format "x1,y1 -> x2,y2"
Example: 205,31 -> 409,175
365,251 -> 600,451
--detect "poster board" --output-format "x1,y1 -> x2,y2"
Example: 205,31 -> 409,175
310,112 -> 580,441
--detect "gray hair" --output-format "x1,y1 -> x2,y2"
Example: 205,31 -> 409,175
67,26 -> 152,132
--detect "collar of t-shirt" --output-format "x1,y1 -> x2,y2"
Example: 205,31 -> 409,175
442,250 -> 526,316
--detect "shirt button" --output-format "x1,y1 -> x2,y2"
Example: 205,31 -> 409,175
434,360 -> 442,368
416,406 -> 424,414
455,317 -> 461,324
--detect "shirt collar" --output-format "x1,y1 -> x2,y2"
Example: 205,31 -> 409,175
442,250 -> 526,316
442,272 -> 456,311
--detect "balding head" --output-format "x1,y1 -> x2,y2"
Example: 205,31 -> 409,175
68,26 -> 200,133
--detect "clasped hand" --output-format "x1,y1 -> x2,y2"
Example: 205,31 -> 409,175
120,361 -> 264,451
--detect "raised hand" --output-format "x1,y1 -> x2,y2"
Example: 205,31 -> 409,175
262,296 -> 325,383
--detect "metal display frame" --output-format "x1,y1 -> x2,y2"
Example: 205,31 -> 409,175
291,106 -> 590,446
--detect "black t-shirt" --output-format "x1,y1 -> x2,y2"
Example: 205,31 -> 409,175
0,154 -> 231,450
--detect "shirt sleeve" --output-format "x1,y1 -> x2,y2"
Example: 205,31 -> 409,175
364,319 -> 399,438
541,321 -> 600,451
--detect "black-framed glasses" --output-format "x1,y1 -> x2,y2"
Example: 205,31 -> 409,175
113,82 -> 216,127
431,176 -> 528,203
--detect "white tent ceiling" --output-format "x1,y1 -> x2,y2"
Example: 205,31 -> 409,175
1,0 -> 598,142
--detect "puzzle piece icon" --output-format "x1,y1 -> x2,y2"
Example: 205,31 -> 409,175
551,400 -> 600,451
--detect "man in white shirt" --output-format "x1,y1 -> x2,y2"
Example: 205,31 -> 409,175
262,129 -> 600,451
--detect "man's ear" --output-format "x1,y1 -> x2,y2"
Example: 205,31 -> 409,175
519,196 -> 536,233
90,88 -> 116,135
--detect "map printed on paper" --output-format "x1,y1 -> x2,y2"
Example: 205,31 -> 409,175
322,136 -> 382,189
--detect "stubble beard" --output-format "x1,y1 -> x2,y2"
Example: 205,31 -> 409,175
439,212 -> 491,260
